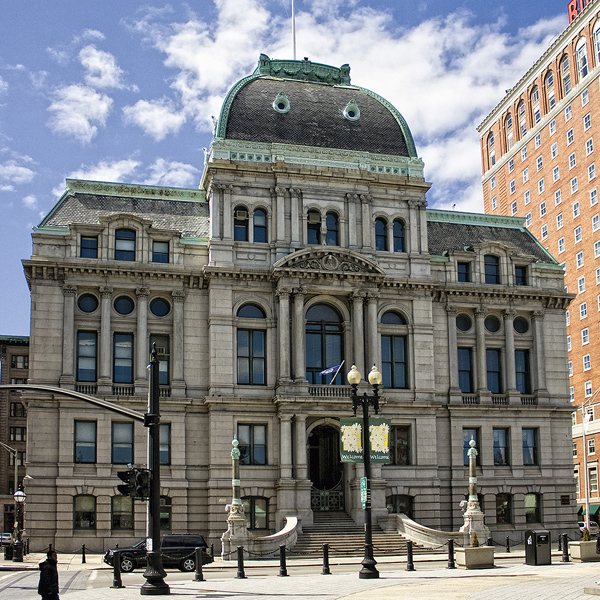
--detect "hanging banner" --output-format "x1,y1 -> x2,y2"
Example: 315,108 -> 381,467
340,417 -> 391,463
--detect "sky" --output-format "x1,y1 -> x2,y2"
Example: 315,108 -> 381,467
0,0 -> 571,335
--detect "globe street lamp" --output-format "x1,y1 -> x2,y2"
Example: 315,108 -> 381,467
13,485 -> 25,562
347,364 -> 382,579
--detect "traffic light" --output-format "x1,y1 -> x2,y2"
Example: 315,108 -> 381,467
135,469 -> 150,500
117,468 -> 136,497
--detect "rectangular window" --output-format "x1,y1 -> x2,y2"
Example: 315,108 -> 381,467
538,178 -> 544,194
583,89 -> 589,105
526,213 -> 532,227
458,348 -> 473,393
515,349 -> 531,394
77,331 -> 97,382
541,224 -> 548,239
508,158 -> 514,172
515,265 -> 527,285
595,240 -> 600,257
569,152 -> 577,169
160,423 -> 171,465
237,329 -> 266,385
574,201 -> 581,218
590,163 -> 596,181
553,165 -> 560,182
486,348 -> 502,394
535,133 -> 541,147
523,428 -> 538,465
493,428 -> 510,466
575,225 -> 582,242
382,335 -> 407,389
80,236 -> 98,259
496,493 -> 513,524
491,175 -> 496,189
591,468 -> 599,493
551,142 -> 558,158
463,428 -> 480,466
521,147 -> 527,161
150,334 -> 170,385
523,168 -> 529,183
115,229 -> 136,261
558,237 -> 565,253
537,156 -> 543,171
540,201 -> 546,217
111,496 -> 133,531
587,138 -> 594,155
457,262 -> 470,282
567,128 -> 574,144
557,213 -> 563,229
584,354 -> 591,370
511,201 -> 517,215
9,402 -> 25,418
491,196 -> 497,210
569,360 -> 573,376
586,380 -> 593,397
566,105 -> 573,121
510,180 -> 516,194
591,189 -> 598,205
596,267 -> 600,285
581,302 -> 588,318
549,119 -> 556,135
577,251 -> 584,267
8,451 -> 25,466
571,176 -> 579,193
113,333 -> 134,384
74,421 -> 96,464
585,112 -> 592,130
579,276 -> 586,293
555,189 -> 562,205
524,190 -> 530,205
152,241 -> 169,263
567,335 -> 572,351
10,355 -> 28,369
571,386 -> 575,402
389,425 -> 411,466
9,427 -> 26,442
112,422 -> 134,464
238,423 -> 267,465
593,214 -> 600,231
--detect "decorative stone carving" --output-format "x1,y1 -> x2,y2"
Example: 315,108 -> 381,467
136,287 -> 150,299
62,283 -> 77,296
274,248 -> 385,276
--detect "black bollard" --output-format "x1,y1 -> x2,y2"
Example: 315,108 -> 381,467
278,544 -> 288,577
111,551 -> 125,589
506,536 -> 510,553
487,536 -> 493,547
236,546 -> 247,579
447,539 -> 456,569
81,544 -> 86,564
25,539 -> 29,556
561,533 -> 570,562
557,534 -> 562,552
406,540 -> 415,571
211,543 -> 214,559
322,543 -> 331,575
194,547 -> 205,582
49,543 -> 52,552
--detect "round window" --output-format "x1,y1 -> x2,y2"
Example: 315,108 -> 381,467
513,316 -> 529,334
484,315 -> 501,333
78,294 -> 98,313
114,296 -> 134,315
456,314 -> 472,332
150,298 -> 171,317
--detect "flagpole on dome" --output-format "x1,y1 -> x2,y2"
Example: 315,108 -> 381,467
291,0 -> 296,60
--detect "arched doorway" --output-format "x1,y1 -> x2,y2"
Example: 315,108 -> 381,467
308,424 -> 344,511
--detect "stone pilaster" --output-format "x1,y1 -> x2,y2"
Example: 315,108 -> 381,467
276,288 -> 292,382
351,291 -> 366,375
135,287 -> 149,390
365,291 -> 379,370
292,287 -> 307,382
503,309 -> 517,394
98,285 -> 113,393
171,290 -> 186,397
59,283 -> 77,388
475,308 -> 487,394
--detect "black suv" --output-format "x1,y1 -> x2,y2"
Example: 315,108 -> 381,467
103,534 -> 213,572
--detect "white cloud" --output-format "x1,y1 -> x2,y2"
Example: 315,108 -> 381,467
0,160 -> 35,191
22,194 -> 38,210
79,45 -> 124,89
143,158 -> 200,188
66,158 -> 141,183
0,77 -> 8,95
47,29 -> 105,65
46,84 -> 113,143
123,99 -> 186,140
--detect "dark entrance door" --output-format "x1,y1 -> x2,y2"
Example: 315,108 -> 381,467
308,425 -> 344,511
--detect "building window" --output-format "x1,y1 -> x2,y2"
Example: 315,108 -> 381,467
585,113 -> 592,130
496,493 -> 513,524
386,495 -> 414,518
237,424 -> 266,465
576,38 -> 589,80
589,164 -> 596,181
114,295 -> 134,315
493,428 -> 509,466
569,152 -> 577,169
557,213 -> 563,229
566,104 -> 573,121
525,493 -> 541,523
511,201 -> 517,215
583,88 -> 589,106
515,266 -> 527,285
515,350 -> 531,394
152,241 -> 169,263
535,133 -> 541,148
558,237 -> 565,253
526,213 -> 532,227
113,333 -> 133,384
524,190 -> 530,204
393,219 -> 405,252
488,133 -> 495,166
384,424 -> 411,467
160,423 -> 171,465
253,208 -> 267,243
593,214 -> 600,231
486,349 -> 502,394
541,224 -> 548,239
77,331 -> 97,382
8,451 -> 25,466
484,255 -> 500,284
581,302 -> 588,319
381,311 -> 408,389
237,304 -> 266,385
150,334 -> 170,385
491,175 -> 496,189
569,361 -> 573,376
567,128 -> 574,145
115,229 -> 136,261
566,310 -> 570,326
307,210 -> 321,244
597,267 -> 600,284
306,304 -> 343,384
463,428 -> 480,466
591,468 -> 599,494
325,212 -> 339,246
571,177 -> 579,193
9,402 -> 25,418
562,56 -> 571,95
81,236 -> 98,258
9,427 -> 26,442
234,206 -> 249,241
510,180 -> 516,195
73,495 -> 96,530
492,196 -> 497,210
595,241 -> 600,258
523,428 -> 538,465
567,335 -> 571,351
586,380 -> 593,397
523,168 -> 529,183
457,262 -> 470,282
78,293 -> 98,313
575,224 -> 582,242
509,158 -> 514,172
577,251 -> 584,267
551,142 -> 558,158
579,277 -> 586,293
160,496 -> 172,530
555,189 -> 562,205
521,146 -> 527,161
74,420 -> 96,463
458,348 -> 473,394
242,497 -> 268,530
592,189 -> 598,205
112,422 -> 134,464
111,496 -> 133,530
549,119 -> 556,135
584,354 -> 591,371
536,156 -> 543,171
553,166 -> 560,182
11,355 -> 28,369
375,217 -> 388,251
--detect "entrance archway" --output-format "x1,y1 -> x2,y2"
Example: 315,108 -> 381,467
308,424 -> 344,511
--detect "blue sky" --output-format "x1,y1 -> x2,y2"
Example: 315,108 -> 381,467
0,0 -> 570,335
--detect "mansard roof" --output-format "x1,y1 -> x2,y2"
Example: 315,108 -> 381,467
37,180 -> 209,239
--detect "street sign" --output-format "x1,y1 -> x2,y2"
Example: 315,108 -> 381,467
360,476 -> 368,509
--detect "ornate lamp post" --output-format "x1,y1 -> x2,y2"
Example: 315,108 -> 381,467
347,364 -> 382,580
13,485 -> 25,562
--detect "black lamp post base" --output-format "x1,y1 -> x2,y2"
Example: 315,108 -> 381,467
141,552 -> 170,595
359,548 -> 379,579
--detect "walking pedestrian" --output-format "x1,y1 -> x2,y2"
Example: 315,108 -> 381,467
38,549 -> 59,600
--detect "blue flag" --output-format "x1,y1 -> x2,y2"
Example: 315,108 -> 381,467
319,364 -> 342,376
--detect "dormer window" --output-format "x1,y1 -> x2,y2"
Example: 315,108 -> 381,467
115,229 -> 135,261
484,255 -> 500,284
457,262 -> 471,282
152,241 -> 169,263
273,92 -> 290,114
81,236 -> 98,259
234,207 -> 249,241
343,99 -> 360,121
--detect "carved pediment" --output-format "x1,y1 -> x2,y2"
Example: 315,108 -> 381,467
272,248 -> 385,276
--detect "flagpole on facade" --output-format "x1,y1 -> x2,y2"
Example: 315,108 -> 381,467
329,360 -> 345,385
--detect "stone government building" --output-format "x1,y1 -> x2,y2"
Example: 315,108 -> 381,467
22,55 -> 576,552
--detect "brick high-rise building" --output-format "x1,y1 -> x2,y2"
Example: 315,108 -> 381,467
478,1 -> 600,521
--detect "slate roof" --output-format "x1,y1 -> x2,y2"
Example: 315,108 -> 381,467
427,220 -> 554,263
42,193 -> 209,238
225,77 -> 410,156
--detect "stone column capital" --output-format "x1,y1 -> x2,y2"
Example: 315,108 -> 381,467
276,287 -> 292,299
171,290 -> 186,302
446,304 -> 458,316
474,307 -> 487,318
503,308 -> 517,320
136,286 -> 150,299
293,286 -> 307,297
532,310 -> 545,321
360,194 -> 372,204
351,290 -> 367,301
62,283 -> 77,297
346,192 -> 359,202
366,290 -> 380,300
99,285 -> 113,298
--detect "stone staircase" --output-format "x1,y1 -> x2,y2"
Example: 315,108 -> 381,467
292,511 -> 444,557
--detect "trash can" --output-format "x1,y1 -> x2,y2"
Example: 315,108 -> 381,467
4,544 -> 13,561
525,529 -> 551,565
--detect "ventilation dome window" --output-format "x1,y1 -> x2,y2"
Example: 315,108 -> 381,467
273,92 -> 290,114
343,99 -> 360,121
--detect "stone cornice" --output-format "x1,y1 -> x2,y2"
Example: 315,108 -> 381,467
65,179 -> 205,202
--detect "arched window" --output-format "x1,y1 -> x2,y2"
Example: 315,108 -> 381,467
242,496 -> 269,529
237,304 -> 266,385
305,304 -> 343,384
576,38 -> 589,80
234,206 -> 249,241
73,494 -> 96,530
160,496 -> 172,530
325,212 -> 339,246
561,55 -> 571,96
393,220 -> 405,252
594,25 -> 600,66
253,208 -> 267,243
386,494 -> 413,519
496,493 -> 513,524
307,210 -> 321,244
505,113 -> 513,149
112,496 -> 133,530
545,72 -> 555,110
381,311 -> 408,389
484,255 -> 500,284
518,101 -> 527,138
488,133 -> 496,167
375,217 -> 388,251
115,229 -> 136,261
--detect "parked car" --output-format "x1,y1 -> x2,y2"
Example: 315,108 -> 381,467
578,521 -> 600,536
103,534 -> 213,573
0,533 -> 12,547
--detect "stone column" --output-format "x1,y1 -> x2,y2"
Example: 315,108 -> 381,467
387,221 -> 394,253
171,290 -> 186,396
408,199 -> 420,253
346,193 -> 358,248
275,186 -> 286,242
503,309 -> 517,393
209,185 -> 222,240
279,414 -> 293,480
135,287 -> 149,385
290,189 -> 301,246
222,184 -> 233,240
475,308 -> 487,393
365,291 -> 379,370
277,288 -> 292,381
351,291 -> 365,375
60,283 -> 77,387
418,199 -> 428,253
98,286 -> 113,389
532,311 -> 548,394
446,305 -> 460,393
295,415 -> 308,480
292,287 -> 306,382
360,194 -> 372,249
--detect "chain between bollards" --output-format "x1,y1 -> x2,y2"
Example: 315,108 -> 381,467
561,533 -> 570,562
406,540 -> 415,571
111,551 -> 124,589
279,544 -> 288,577
194,547 -> 204,582
322,543 -> 331,575
236,546 -> 247,579
447,539 -> 455,569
